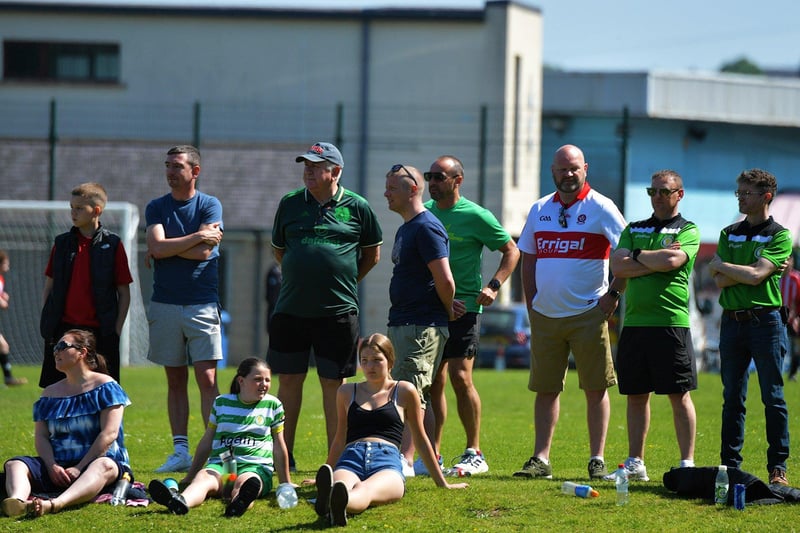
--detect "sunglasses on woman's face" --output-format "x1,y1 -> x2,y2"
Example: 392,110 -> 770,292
53,340 -> 80,353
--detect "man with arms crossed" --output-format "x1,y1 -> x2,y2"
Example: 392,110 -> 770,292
146,145 -> 224,473
424,155 -> 519,476
608,170 -> 700,480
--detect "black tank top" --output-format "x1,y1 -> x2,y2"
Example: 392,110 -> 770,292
345,383 -> 404,448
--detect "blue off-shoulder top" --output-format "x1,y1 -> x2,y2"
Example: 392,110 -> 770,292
33,381 -> 131,467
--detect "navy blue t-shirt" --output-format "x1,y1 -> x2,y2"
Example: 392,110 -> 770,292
388,210 -> 450,327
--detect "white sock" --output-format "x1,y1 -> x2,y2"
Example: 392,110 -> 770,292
680,459 -> 695,468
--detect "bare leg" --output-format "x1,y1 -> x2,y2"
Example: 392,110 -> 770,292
430,361 -> 449,453
534,391 -> 560,459
400,406 -> 434,464
669,391 -> 696,462
180,469 -> 221,508
626,393 -> 650,459
320,376 -> 344,449
4,459 -> 32,501
334,469 -> 404,514
193,360 -> 219,427
585,389 -> 610,457
277,372 -> 307,455
449,357 -> 481,450
165,365 -> 189,437
49,458 -> 119,511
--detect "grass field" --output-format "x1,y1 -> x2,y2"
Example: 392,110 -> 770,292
1,364 -> 798,532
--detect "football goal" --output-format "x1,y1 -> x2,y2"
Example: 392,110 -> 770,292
0,200 -> 149,369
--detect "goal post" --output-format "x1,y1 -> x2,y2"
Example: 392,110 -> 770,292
0,200 -> 149,368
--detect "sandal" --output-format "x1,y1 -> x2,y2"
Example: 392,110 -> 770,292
2,498 -> 27,518
30,497 -> 59,518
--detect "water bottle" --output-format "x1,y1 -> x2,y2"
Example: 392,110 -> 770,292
221,447 -> 237,503
111,471 -> 132,506
276,482 -> 298,509
615,464 -> 629,506
561,481 -> 599,498
714,465 -> 729,506
163,477 -> 179,494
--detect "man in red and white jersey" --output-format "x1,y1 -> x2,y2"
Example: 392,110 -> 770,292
513,144 -> 627,481
780,254 -> 800,381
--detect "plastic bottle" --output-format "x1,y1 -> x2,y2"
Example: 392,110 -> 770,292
163,477 -> 179,493
615,464 -> 629,506
111,471 -> 132,506
714,465 -> 729,506
275,482 -> 298,509
221,447 -> 237,503
561,481 -> 599,498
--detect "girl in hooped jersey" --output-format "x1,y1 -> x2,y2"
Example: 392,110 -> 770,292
149,358 -> 293,517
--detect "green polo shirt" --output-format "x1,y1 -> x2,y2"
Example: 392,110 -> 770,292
716,216 -> 791,311
272,186 -> 382,317
425,196 -> 512,314
616,214 -> 699,327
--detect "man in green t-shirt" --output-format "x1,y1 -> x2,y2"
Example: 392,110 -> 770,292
423,155 -> 520,476
268,142 -> 383,471
609,170 -> 700,482
708,168 -> 792,486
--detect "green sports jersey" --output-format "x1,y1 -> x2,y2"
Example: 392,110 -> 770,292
617,214 -> 699,327
272,186 -> 383,317
425,196 -> 512,313
716,216 -> 792,310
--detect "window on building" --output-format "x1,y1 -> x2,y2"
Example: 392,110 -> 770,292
3,40 -> 120,83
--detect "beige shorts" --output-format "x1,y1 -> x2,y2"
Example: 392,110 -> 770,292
528,305 -> 616,393
388,325 -> 449,409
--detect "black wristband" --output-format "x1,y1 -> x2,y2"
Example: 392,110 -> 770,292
488,278 -> 502,291
631,248 -> 642,262
608,289 -> 622,300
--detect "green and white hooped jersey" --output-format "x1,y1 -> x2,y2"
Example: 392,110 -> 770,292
716,216 -> 792,311
617,214 -> 699,327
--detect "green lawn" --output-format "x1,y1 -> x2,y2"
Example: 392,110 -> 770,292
1,364 -> 798,532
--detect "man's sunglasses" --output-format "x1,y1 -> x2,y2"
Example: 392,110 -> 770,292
391,164 -> 417,185
423,172 -> 452,183
53,340 -> 80,353
646,187 -> 681,197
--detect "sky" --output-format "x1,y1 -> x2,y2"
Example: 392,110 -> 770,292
16,0 -> 800,73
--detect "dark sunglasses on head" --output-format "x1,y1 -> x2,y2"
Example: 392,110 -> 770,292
646,187 -> 681,197
53,340 -> 80,353
390,164 -> 417,185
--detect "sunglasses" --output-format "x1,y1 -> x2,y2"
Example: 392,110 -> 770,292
558,204 -> 568,228
53,340 -> 80,353
646,187 -> 681,197
390,164 -> 417,185
734,189 -> 765,198
423,171 -> 449,182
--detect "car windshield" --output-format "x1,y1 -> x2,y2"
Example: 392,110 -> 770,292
481,308 -> 529,335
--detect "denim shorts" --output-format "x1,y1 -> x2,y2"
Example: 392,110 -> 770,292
335,441 -> 404,482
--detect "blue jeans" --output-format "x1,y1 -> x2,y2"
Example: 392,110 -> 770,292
719,310 -> 789,472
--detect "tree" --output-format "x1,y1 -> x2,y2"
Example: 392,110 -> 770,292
720,56 -> 763,75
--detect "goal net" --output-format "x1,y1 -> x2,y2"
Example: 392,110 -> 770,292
0,200 -> 149,368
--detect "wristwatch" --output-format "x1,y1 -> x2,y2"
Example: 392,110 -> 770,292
487,278 -> 502,291
608,289 -> 622,300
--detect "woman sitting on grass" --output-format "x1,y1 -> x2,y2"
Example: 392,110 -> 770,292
314,333 -> 468,527
149,358 -> 293,517
2,329 -> 132,518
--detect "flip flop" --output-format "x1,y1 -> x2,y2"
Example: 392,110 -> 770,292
224,477 -> 262,517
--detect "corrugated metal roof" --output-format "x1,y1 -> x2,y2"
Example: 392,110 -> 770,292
544,70 -> 800,127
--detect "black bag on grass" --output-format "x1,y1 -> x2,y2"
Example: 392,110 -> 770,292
662,466 -> 800,505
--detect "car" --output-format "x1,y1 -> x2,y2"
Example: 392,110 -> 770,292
476,303 -> 531,369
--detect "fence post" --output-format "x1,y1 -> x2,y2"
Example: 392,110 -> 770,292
478,104 -> 487,207
48,99 -> 58,201
193,101 -> 201,149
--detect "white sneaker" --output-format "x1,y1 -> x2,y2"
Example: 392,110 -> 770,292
156,451 -> 193,473
452,448 -> 489,476
413,455 -> 443,476
603,458 -> 649,481
401,456 -> 415,478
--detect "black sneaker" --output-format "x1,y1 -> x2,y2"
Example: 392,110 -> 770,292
329,481 -> 348,527
148,479 -> 189,515
225,477 -> 262,517
314,464 -> 333,518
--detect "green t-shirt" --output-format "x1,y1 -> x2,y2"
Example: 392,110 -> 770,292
272,186 -> 383,317
616,214 -> 699,327
716,217 -> 792,310
425,196 -> 512,313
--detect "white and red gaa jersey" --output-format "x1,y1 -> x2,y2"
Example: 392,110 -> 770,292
519,184 -> 626,318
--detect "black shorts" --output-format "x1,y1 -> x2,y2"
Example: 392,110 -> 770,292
266,312 -> 358,379
616,326 -> 697,395
442,312 -> 480,360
